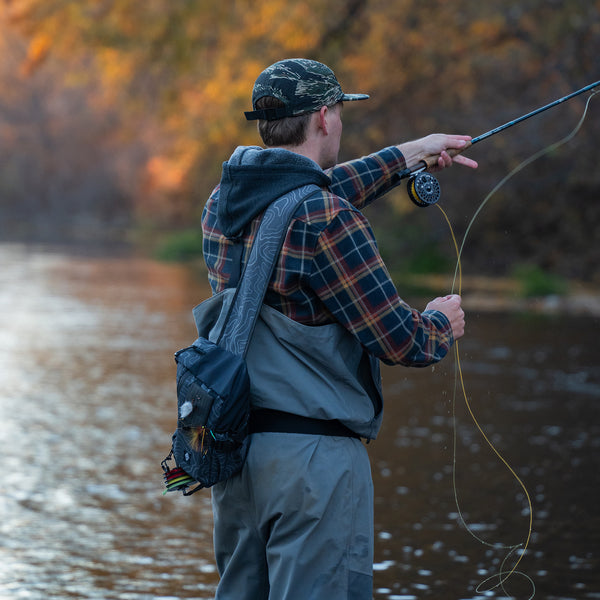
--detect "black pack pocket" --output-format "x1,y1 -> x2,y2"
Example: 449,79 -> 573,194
167,336 -> 251,489
175,338 -> 249,431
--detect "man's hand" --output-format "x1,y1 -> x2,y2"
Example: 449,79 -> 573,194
425,294 -> 465,340
398,134 -> 478,172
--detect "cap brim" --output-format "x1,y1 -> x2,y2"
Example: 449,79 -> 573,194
341,93 -> 370,101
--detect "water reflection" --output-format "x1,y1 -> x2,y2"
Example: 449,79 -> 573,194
1,244 -> 599,599
371,310 -> 600,599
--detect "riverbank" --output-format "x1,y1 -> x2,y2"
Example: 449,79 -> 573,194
405,273 -> 600,317
4,241 -> 600,317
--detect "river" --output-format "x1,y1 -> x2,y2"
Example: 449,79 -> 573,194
0,243 -> 598,600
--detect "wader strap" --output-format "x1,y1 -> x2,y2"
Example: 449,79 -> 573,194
248,408 -> 360,439
217,184 -> 320,359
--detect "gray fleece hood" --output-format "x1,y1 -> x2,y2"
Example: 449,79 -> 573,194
216,146 -> 331,237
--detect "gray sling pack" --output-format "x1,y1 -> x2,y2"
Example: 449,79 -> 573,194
161,184 -> 318,495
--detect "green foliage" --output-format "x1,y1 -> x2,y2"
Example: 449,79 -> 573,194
511,263 -> 569,298
404,244 -> 453,275
155,229 -> 203,261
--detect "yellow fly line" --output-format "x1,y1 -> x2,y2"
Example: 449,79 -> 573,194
434,89 -> 597,598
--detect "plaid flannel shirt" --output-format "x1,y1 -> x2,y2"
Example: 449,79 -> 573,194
202,146 -> 453,366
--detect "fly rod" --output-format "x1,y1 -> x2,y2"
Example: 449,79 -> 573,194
403,79 -> 600,207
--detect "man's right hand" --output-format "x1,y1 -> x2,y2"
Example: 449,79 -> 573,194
425,294 -> 465,339
397,134 -> 478,172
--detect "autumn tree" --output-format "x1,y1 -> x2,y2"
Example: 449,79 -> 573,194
2,0 -> 600,279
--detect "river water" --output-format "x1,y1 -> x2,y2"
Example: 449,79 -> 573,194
0,243 -> 598,600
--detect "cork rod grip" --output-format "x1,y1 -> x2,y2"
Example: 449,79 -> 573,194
420,140 -> 473,170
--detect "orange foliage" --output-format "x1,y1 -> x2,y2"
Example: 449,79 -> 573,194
145,156 -> 188,194
3,0 -> 600,280
20,31 -> 50,75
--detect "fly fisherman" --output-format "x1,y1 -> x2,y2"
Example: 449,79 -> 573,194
201,58 -> 477,599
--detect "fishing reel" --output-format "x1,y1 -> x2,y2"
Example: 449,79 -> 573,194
407,171 -> 441,207
402,79 -> 600,206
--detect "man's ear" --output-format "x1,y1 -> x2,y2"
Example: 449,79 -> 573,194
317,105 -> 329,135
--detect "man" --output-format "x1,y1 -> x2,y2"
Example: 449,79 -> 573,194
201,58 -> 477,599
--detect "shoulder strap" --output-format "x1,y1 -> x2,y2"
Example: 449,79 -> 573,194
217,184 -> 319,358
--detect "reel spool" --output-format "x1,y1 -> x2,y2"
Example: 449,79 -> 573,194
407,172 -> 441,207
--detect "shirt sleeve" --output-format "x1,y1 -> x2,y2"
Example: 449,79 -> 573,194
308,205 -> 453,367
325,146 -> 407,210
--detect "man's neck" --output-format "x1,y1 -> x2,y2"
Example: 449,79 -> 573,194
273,141 -> 323,168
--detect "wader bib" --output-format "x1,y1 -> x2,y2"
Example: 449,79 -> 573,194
193,294 -> 384,599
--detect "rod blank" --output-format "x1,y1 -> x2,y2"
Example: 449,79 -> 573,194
471,80 -> 600,145
397,79 -> 600,183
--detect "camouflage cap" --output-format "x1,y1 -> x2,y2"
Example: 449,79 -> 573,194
244,58 -> 369,121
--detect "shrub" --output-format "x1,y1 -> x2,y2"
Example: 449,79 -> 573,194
512,264 -> 568,297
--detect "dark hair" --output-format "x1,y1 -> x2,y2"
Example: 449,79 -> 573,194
256,96 -> 312,147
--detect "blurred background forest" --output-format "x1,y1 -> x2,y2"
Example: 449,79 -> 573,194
1,0 -> 599,283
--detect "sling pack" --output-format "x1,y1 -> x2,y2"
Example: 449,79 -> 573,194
161,184 -> 319,496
